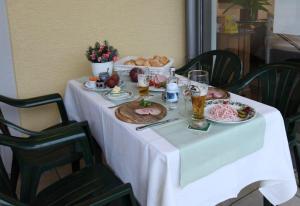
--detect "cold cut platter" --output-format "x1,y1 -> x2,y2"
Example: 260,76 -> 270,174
115,100 -> 167,124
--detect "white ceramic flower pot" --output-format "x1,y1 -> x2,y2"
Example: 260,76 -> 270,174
91,61 -> 113,76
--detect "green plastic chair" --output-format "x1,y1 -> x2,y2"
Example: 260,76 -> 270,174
0,123 -> 137,206
176,50 -> 243,88
227,63 -> 300,205
0,93 -> 89,203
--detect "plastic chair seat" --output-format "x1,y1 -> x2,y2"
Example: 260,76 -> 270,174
32,165 -> 123,206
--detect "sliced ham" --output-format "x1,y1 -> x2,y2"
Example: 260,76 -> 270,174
155,75 -> 167,83
135,108 -> 161,116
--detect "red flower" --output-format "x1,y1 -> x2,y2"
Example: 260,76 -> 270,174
91,54 -> 96,60
102,53 -> 110,59
113,56 -> 118,62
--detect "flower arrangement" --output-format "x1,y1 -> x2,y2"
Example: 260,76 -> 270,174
86,40 -> 118,63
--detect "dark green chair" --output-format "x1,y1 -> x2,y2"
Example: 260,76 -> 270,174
176,50 -> 243,87
227,63 -> 300,206
0,122 -> 137,206
0,93 -> 88,203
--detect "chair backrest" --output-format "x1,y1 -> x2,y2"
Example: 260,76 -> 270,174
177,50 -> 243,87
229,63 -> 300,119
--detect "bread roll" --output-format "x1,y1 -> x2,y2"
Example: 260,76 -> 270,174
135,58 -> 146,66
150,59 -> 163,67
124,60 -> 136,66
153,55 -> 161,61
159,56 -> 169,65
144,60 -> 151,66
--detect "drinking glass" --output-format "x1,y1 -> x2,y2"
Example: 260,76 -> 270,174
188,70 -> 209,128
137,69 -> 150,96
178,78 -> 191,117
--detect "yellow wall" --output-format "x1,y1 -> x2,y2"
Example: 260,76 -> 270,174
6,0 -> 186,130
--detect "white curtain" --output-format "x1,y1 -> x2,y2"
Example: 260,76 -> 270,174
273,0 -> 300,35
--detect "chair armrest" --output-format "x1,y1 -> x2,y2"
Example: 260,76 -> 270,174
0,122 -> 88,150
0,93 -> 68,122
75,183 -> 137,206
0,128 -> 85,150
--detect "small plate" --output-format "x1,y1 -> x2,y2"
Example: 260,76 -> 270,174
83,81 -> 111,92
149,86 -> 165,92
104,90 -> 133,101
83,81 -> 125,92
205,100 -> 256,124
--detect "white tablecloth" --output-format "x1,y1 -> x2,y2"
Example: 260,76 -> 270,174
64,80 -> 297,206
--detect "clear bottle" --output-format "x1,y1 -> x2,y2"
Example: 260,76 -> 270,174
168,67 -> 178,84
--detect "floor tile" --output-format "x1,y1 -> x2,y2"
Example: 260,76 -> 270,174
280,196 -> 300,206
232,190 -> 263,206
218,182 -> 260,206
231,189 -> 300,206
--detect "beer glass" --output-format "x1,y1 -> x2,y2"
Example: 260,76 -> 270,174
188,70 -> 209,120
137,69 -> 150,96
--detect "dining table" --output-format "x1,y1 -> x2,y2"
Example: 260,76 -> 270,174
64,75 -> 297,206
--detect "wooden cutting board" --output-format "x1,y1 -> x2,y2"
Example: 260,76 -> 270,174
115,101 -> 167,124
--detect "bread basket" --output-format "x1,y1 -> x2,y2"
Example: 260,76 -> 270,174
114,56 -> 174,75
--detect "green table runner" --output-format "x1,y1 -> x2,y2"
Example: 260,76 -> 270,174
77,76 -> 266,187
153,115 -> 266,187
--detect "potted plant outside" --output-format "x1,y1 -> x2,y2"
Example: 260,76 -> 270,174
86,40 -> 118,76
223,0 -> 271,21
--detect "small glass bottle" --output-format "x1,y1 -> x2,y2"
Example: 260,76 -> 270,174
168,67 -> 178,84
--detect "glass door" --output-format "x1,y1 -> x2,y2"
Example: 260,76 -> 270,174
212,0 -> 275,76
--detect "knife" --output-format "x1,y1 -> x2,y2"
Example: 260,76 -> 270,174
136,118 -> 180,131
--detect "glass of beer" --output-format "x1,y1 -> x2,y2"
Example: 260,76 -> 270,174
137,71 -> 150,96
188,70 -> 209,129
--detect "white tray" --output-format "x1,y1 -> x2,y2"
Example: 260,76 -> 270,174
114,56 -> 174,75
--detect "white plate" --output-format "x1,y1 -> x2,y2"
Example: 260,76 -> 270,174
83,81 -> 111,92
83,81 -> 125,92
149,86 -> 165,92
204,100 -> 256,124
104,90 -> 133,101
